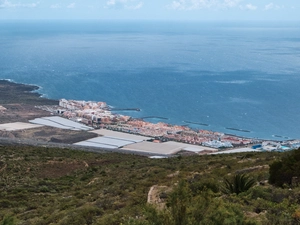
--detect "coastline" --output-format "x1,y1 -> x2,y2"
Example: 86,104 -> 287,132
0,79 -> 283,142
0,79 -> 58,106
1,79 -> 299,155
0,78 -> 293,142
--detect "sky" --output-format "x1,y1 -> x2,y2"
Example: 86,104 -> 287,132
0,0 -> 299,21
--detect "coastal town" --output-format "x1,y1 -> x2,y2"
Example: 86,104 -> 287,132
32,98 -> 300,155
0,79 -> 299,156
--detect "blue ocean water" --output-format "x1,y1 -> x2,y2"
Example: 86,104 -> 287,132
0,20 -> 300,140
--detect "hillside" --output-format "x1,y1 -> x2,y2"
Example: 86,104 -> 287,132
1,145 -> 300,224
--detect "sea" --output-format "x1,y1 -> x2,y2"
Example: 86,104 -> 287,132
0,20 -> 299,140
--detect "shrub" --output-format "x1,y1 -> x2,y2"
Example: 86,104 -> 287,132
222,174 -> 256,195
269,148 -> 300,187
1,216 -> 15,225
127,180 -> 254,225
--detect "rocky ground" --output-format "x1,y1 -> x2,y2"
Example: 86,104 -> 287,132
0,80 -> 58,123
0,80 -> 98,145
0,126 -> 97,144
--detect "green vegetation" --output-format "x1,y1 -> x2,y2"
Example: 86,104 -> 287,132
269,148 -> 300,187
1,145 -> 300,224
222,174 -> 256,195
0,216 -> 15,225
127,181 -> 254,225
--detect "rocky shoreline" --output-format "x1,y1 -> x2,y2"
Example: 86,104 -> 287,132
1,79 -> 299,154
0,80 -> 58,123
0,79 -> 57,106
0,80 -> 99,147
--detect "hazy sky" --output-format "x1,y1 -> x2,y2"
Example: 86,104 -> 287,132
0,0 -> 299,21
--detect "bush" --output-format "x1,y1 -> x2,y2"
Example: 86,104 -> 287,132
127,180 -> 255,225
189,179 -> 220,194
1,216 -> 15,225
269,148 -> 300,187
222,174 -> 256,195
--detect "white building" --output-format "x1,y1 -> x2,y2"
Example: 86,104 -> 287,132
202,140 -> 233,148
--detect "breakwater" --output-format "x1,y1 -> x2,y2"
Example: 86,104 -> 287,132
141,116 -> 168,120
226,127 -> 251,133
110,108 -> 141,112
273,135 -> 290,139
183,121 -> 209,126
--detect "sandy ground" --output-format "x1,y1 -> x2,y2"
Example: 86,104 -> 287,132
0,103 -> 55,124
0,125 -> 98,144
0,122 -> 43,131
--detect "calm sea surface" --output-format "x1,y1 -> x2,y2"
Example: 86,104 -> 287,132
0,21 -> 299,140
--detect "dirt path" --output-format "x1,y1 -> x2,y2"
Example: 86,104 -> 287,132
147,185 -> 171,210
83,161 -> 89,167
0,164 -> 7,173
